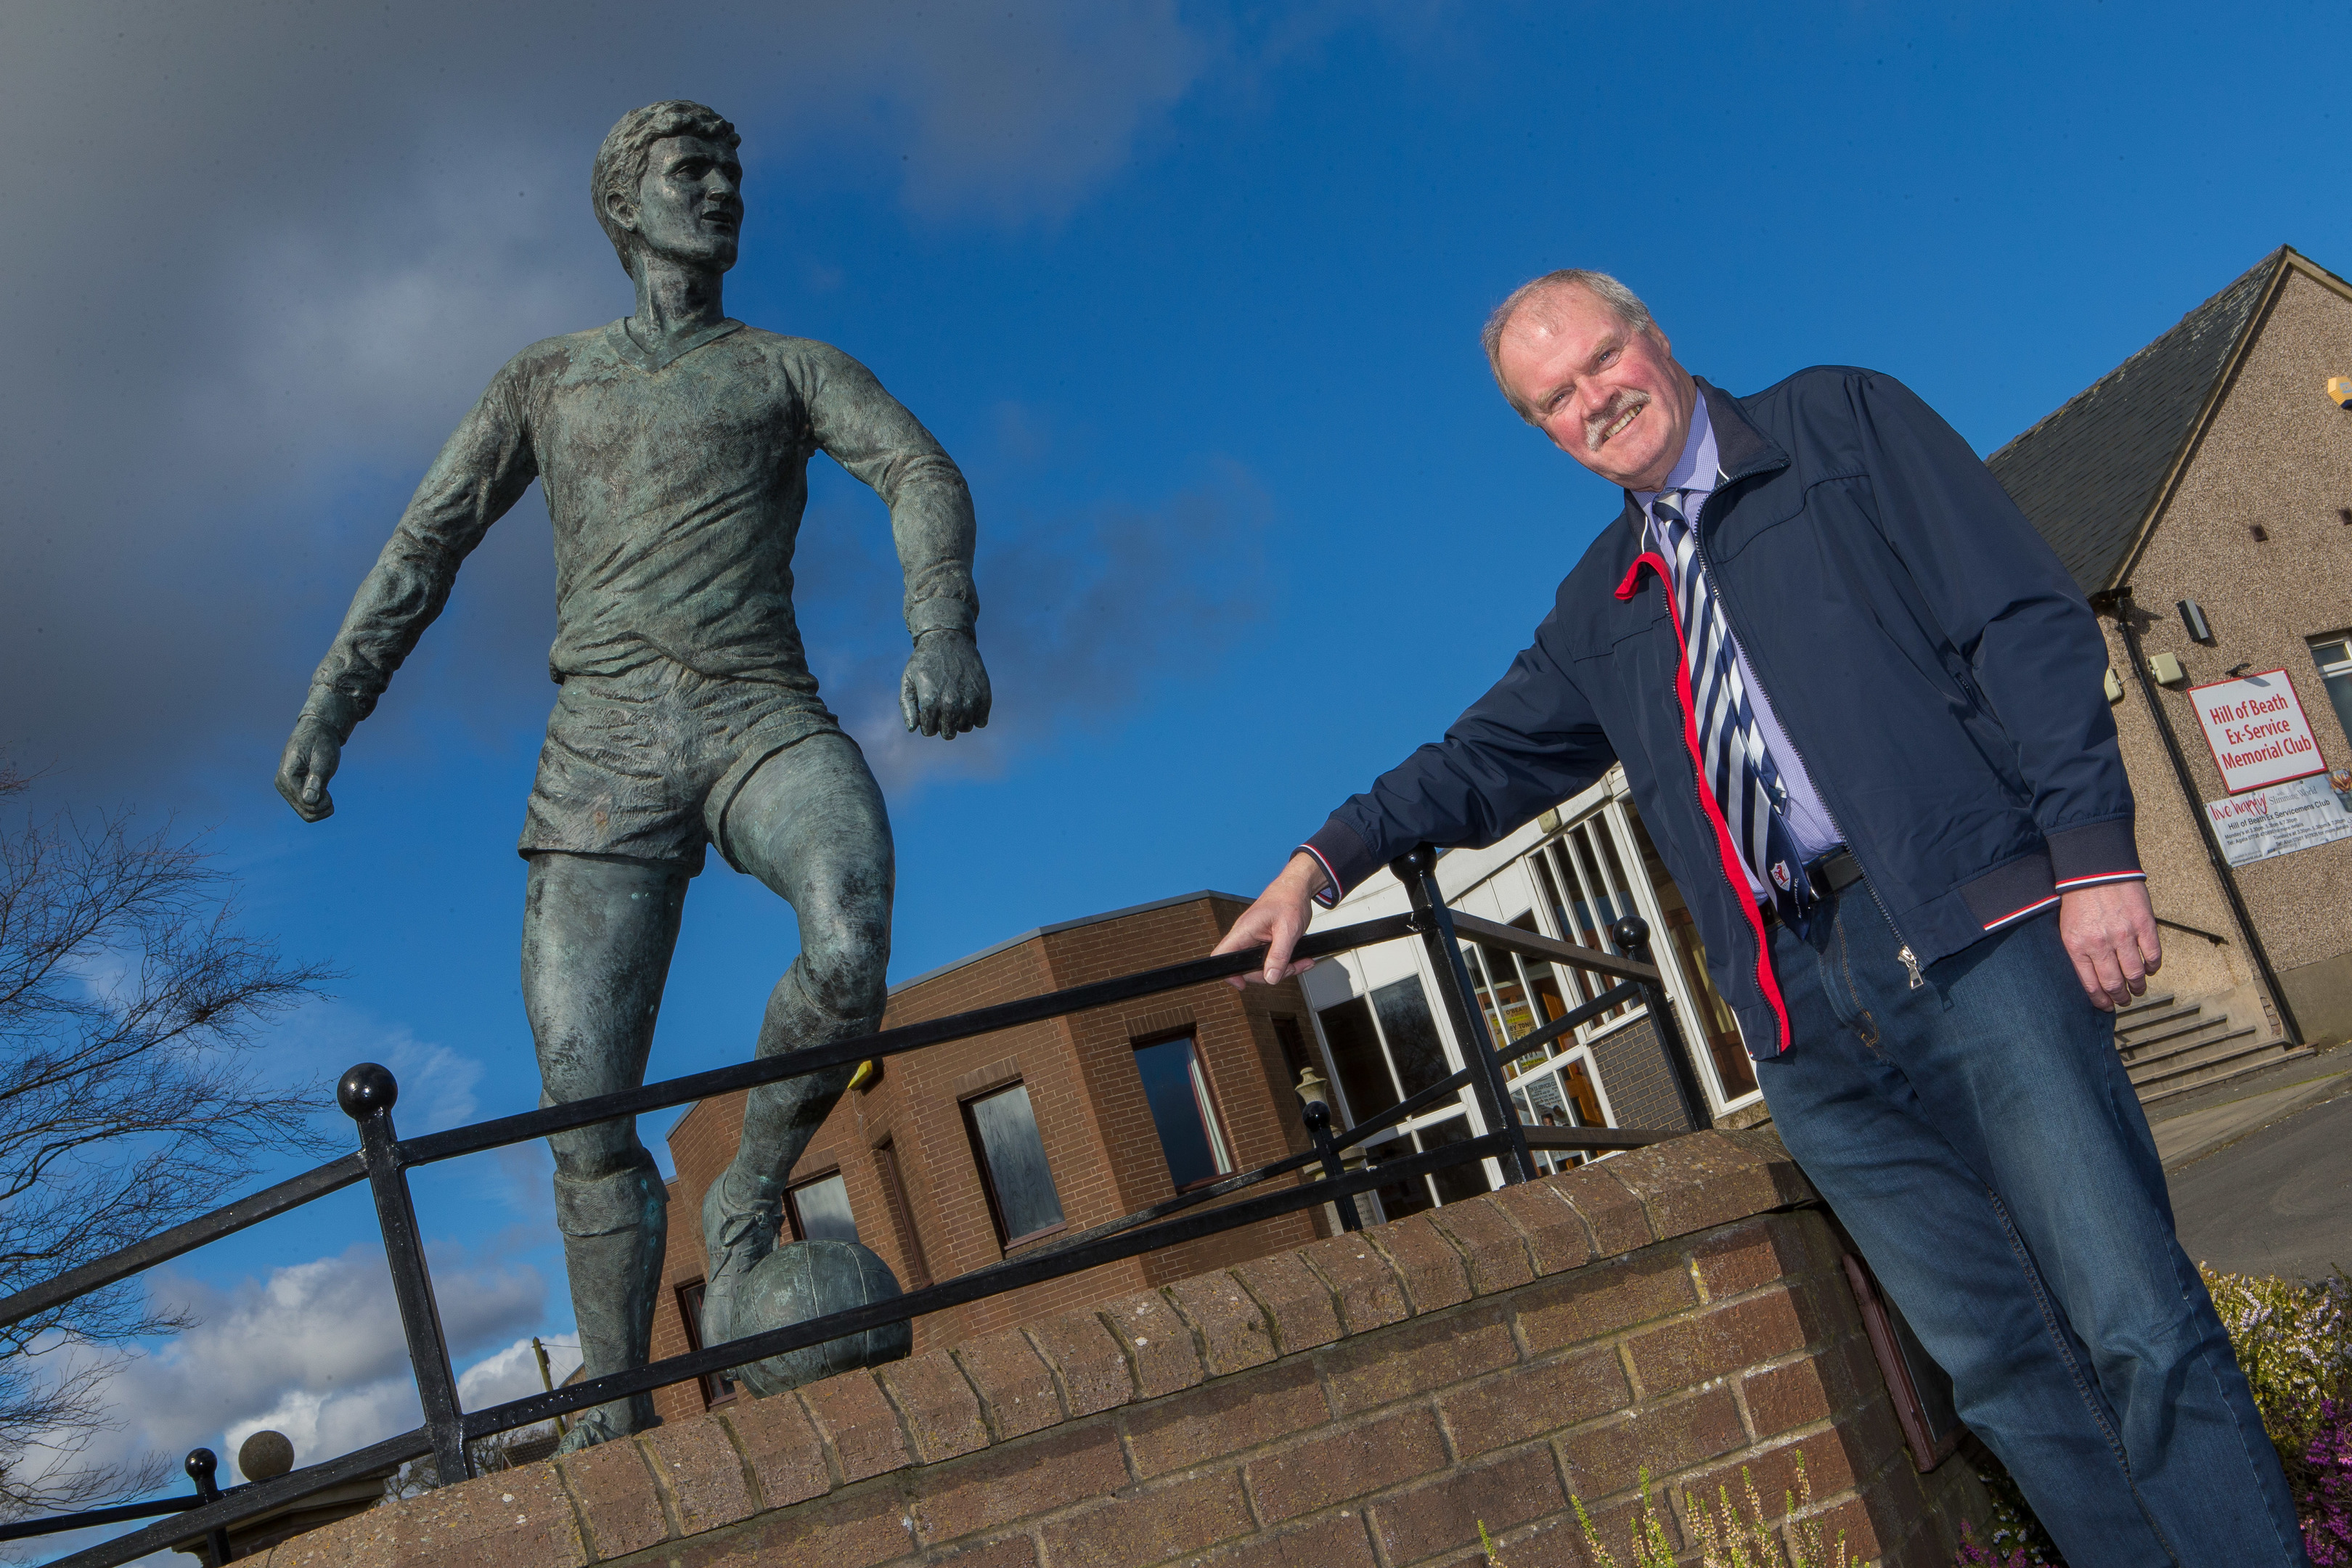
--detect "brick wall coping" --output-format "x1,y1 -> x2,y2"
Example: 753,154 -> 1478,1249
258,1130 -> 1825,1567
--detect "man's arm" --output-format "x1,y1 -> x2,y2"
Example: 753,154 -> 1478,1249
275,364 -> 539,820
802,346 -> 988,738
1219,611 -> 1616,984
1847,371 -> 2158,1007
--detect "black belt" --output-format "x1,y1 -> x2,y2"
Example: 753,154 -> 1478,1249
1759,848 -> 1864,927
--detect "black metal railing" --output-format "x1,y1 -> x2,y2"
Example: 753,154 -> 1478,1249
0,848 -> 1709,1567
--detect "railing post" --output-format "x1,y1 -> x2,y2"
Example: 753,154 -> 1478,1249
339,1063 -> 470,1487
1392,846 -> 1538,1185
1299,1101 -> 1363,1232
184,1448 -> 233,1564
1608,916 -> 1713,1131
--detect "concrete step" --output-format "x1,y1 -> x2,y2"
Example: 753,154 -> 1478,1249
2116,1002 -> 2205,1045
2113,991 -> 2179,1024
2140,1045 -> 2317,1111
2120,1016 -> 2234,1066
2128,1026 -> 2270,1094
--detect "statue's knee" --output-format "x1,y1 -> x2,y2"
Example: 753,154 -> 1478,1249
798,934 -> 887,1023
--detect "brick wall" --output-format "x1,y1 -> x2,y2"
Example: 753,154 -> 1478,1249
651,896 -> 1326,1428
269,1130 -> 1988,1568
1583,1018 -> 1699,1136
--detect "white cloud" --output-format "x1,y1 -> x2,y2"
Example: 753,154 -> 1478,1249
5,1246 -> 560,1562
453,1333 -> 581,1418
18,1246 -> 544,1495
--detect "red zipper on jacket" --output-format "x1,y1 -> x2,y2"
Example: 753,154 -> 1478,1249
1616,552 -> 1792,1055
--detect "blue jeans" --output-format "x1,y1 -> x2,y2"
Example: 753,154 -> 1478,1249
1757,889 -> 2304,1567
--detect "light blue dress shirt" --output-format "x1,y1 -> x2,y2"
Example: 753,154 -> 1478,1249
1633,387 -> 1843,897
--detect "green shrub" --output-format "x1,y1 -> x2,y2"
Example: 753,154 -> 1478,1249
2202,1264 -> 2352,1506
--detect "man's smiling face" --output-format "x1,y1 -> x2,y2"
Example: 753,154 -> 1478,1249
622,134 -> 744,274
1495,285 -> 1695,491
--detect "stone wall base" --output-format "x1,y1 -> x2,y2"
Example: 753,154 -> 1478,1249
263,1132 -> 1988,1568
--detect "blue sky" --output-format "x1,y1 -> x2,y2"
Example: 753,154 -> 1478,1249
6,0 -> 2350,1530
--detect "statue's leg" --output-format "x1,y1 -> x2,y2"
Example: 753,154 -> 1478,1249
698,732 -> 892,1348
521,850 -> 690,1452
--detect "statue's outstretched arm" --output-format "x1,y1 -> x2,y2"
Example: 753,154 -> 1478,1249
276,365 -> 540,820
804,346 -> 989,739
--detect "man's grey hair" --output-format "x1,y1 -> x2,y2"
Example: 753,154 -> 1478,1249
591,100 -> 740,277
1480,269 -> 1657,422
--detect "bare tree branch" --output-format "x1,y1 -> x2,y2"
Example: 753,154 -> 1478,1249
0,761 -> 338,1524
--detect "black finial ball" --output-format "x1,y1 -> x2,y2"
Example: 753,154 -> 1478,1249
184,1447 -> 219,1483
337,1062 -> 399,1119
1608,915 -> 1650,953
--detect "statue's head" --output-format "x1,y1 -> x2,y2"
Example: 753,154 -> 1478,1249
592,100 -> 743,279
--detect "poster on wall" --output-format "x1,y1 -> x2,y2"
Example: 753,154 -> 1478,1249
2188,669 -> 2329,793
2206,769 -> 2352,867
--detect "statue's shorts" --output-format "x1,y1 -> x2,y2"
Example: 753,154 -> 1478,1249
518,656 -> 845,876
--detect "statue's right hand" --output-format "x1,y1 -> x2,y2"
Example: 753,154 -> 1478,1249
275,714 -> 345,823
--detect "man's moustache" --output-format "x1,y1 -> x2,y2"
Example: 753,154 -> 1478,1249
1585,392 -> 1651,450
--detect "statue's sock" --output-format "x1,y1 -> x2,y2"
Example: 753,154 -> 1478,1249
552,1155 -> 668,1447
737,962 -> 877,1183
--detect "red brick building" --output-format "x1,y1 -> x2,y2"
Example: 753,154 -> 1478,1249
648,892 -> 1327,1428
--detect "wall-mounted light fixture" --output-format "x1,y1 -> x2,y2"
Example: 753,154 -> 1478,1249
2178,599 -> 2214,644
2149,653 -> 2187,687
2104,667 -> 2125,703
2329,375 -> 2352,410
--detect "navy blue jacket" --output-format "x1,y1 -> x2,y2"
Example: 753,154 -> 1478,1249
1304,370 -> 2143,1058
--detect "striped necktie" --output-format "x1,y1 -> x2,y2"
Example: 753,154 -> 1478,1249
1652,490 -> 1818,933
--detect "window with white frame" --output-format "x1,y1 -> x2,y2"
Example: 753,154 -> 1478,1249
2311,633 -> 2352,751
1619,807 -> 1757,1101
1302,775 -> 1765,1220
1310,971 -> 1488,1221
1517,793 -> 1758,1108
1455,918 -> 1610,1175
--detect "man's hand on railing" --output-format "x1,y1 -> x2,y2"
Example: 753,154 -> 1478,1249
1215,852 -> 1331,988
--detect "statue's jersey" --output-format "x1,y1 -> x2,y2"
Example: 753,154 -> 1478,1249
309,319 -> 979,715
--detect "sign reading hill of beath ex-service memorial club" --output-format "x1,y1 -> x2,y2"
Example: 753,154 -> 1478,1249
2192,669 -> 2352,866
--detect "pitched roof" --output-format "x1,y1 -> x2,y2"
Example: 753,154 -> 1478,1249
1986,247 -> 2290,594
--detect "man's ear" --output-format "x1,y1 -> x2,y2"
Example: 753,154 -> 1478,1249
604,185 -> 639,237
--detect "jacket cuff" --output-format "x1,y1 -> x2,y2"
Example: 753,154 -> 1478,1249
1302,820 -> 1377,909
2046,818 -> 2144,889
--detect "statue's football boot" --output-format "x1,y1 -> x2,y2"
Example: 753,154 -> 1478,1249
698,1166 -> 785,1355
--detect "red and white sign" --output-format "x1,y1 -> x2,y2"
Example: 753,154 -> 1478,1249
2189,669 -> 2329,793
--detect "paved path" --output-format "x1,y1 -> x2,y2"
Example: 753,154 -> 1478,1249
2168,1084 -> 2352,1280
2152,1069 -> 2350,1170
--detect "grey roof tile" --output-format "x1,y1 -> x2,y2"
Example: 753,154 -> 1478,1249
1987,248 -> 2285,593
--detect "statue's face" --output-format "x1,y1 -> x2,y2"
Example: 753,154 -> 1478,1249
616,134 -> 743,274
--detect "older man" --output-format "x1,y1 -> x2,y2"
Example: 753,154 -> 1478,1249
1219,272 -> 2303,1564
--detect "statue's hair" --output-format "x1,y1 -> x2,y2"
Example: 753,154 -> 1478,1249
1480,269 -> 1657,421
591,100 -> 740,276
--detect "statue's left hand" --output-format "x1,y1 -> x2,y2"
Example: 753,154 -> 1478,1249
901,630 -> 992,739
